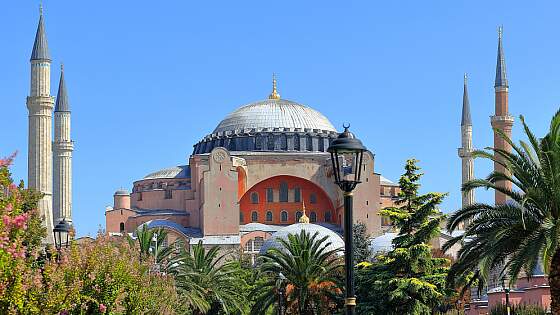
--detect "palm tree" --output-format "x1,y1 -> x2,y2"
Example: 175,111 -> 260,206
168,241 -> 245,315
127,224 -> 172,265
445,111 -> 560,314
251,230 -> 344,315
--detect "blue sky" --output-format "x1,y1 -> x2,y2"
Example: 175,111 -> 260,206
1,1 -> 558,237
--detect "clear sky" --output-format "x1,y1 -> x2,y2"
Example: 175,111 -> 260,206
1,1 -> 558,237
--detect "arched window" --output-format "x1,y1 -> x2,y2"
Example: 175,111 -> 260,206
310,212 -> 317,223
281,211 -> 288,222
279,182 -> 288,202
296,211 -> 303,222
251,211 -> 258,222
119,222 -> 125,233
294,187 -> 301,202
266,188 -> 274,202
251,192 -> 259,204
266,211 -> 273,222
325,211 -> 332,222
310,193 -> 317,204
240,212 -> 244,223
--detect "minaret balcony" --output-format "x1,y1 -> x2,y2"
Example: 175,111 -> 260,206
458,148 -> 473,158
490,115 -> 514,124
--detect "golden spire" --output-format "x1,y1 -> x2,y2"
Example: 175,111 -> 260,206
299,198 -> 310,224
268,73 -> 281,100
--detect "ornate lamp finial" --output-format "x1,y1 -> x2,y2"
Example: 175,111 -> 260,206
464,73 -> 468,85
61,63 -> 64,72
498,25 -> 503,39
268,73 -> 281,100
299,198 -> 310,224
39,2 -> 43,15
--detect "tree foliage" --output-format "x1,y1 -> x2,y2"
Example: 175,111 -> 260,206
0,154 -> 179,314
356,159 -> 452,314
167,241 -> 247,315
445,111 -> 560,314
353,221 -> 372,263
251,230 -> 344,315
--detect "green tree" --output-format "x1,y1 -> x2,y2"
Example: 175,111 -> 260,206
356,159 -> 451,314
127,224 -> 173,265
168,241 -> 246,315
445,112 -> 560,314
353,221 -> 372,263
251,230 -> 344,315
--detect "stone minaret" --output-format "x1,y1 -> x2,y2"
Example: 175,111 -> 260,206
458,74 -> 475,208
27,7 -> 54,243
491,26 -> 514,205
53,65 -> 73,224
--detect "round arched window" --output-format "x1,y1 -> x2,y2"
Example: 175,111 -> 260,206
281,211 -> 288,222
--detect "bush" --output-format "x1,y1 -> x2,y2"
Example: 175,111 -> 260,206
490,303 -> 547,315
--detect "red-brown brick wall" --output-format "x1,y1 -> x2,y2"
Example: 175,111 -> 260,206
239,175 -> 337,226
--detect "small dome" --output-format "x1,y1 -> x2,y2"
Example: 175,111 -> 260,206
213,99 -> 336,134
143,165 -> 190,180
259,223 -> 344,255
114,189 -> 129,196
370,232 -> 397,253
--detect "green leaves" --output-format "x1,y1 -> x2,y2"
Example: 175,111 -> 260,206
357,159 -> 450,314
446,111 -> 560,310
251,230 -> 344,315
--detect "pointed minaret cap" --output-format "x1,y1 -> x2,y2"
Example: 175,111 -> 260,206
55,64 -> 70,112
30,4 -> 51,61
461,73 -> 472,126
494,26 -> 508,88
298,199 -> 310,224
268,73 -> 281,100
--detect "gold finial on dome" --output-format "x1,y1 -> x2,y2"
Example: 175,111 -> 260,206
268,73 -> 281,100
299,198 -> 310,224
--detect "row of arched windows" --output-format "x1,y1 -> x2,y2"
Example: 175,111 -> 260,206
250,184 -> 316,204
242,210 -> 332,223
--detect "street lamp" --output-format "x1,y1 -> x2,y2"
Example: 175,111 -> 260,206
327,124 -> 367,315
53,219 -> 71,260
502,278 -> 511,315
277,272 -> 286,315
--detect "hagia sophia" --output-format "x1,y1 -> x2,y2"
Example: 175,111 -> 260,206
105,76 -> 401,256
21,7 -> 551,313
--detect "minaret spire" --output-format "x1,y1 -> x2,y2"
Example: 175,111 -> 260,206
491,26 -> 514,205
31,4 -> 50,61
495,26 -> 508,88
27,7 -> 55,243
53,64 -> 74,223
461,73 -> 472,126
459,74 -> 475,215
268,73 -> 281,100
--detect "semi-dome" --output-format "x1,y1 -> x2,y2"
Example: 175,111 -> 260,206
213,99 -> 336,134
259,222 -> 344,255
193,79 -> 340,154
143,165 -> 190,180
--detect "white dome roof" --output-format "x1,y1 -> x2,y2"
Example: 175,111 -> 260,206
369,232 -> 397,253
213,99 -> 336,134
259,223 -> 344,255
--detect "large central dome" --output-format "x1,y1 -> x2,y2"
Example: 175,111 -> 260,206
192,78 -> 340,154
213,99 -> 336,134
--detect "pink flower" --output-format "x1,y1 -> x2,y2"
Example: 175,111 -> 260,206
99,304 -> 107,313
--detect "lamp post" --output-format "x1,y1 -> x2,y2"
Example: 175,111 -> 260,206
53,219 -> 71,261
277,272 -> 286,315
327,124 -> 367,315
502,279 -> 511,315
